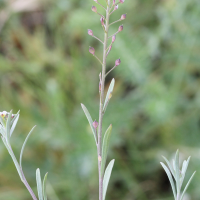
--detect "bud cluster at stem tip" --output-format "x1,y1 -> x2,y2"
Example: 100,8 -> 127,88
0,111 -> 14,121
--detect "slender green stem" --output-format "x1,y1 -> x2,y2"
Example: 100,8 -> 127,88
108,31 -> 119,39
97,2 -> 106,10
93,35 -> 104,44
97,1 -> 110,200
9,146 -> 38,200
105,65 -> 117,77
97,12 -> 106,19
93,54 -> 103,65
109,19 -> 122,26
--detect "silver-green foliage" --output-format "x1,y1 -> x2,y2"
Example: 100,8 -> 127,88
0,111 -> 48,200
160,150 -> 196,200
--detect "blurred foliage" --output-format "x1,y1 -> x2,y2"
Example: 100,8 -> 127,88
0,0 -> 200,199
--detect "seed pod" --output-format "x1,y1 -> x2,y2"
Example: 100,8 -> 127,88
112,35 -> 116,43
89,47 -> 95,55
100,17 -> 104,26
91,6 -> 97,13
88,29 -> 93,36
115,58 -> 121,66
114,5 -> 118,10
118,25 -> 123,32
121,14 -> 126,20
93,120 -> 98,129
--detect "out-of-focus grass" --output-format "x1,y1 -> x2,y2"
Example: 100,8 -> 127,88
0,0 -> 200,200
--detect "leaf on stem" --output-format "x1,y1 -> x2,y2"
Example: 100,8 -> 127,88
36,168 -> 44,200
180,157 -> 190,186
20,126 -> 36,168
1,136 -> 23,181
103,159 -> 115,200
10,113 -> 19,137
162,156 -> 175,178
81,104 -> 97,144
0,115 -> 4,126
103,78 -> 115,112
175,150 -> 180,193
180,171 -> 196,200
43,173 -> 48,200
160,162 -> 177,200
101,124 -> 112,175
6,110 -> 13,144
11,110 -> 20,126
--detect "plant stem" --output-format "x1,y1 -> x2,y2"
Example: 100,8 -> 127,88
9,146 -> 38,200
21,171 -> 38,200
105,65 -> 117,77
97,1 -> 110,200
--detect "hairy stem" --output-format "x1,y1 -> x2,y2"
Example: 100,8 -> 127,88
97,1 -> 110,200
21,171 -> 38,200
9,147 -> 38,200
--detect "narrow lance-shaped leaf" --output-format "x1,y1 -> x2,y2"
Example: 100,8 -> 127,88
0,125 -> 6,137
43,173 -> 48,200
36,168 -> 43,200
6,110 -> 13,144
175,150 -> 180,194
81,104 -> 97,143
1,136 -> 23,181
11,110 -> 20,126
180,157 -> 190,186
101,124 -> 112,175
10,113 -> 19,136
162,156 -> 175,178
103,79 -> 115,112
160,162 -> 176,200
180,171 -> 196,200
103,159 -> 115,200
0,115 -> 4,127
20,126 -> 36,168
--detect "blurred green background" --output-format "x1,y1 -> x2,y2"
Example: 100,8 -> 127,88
0,0 -> 200,199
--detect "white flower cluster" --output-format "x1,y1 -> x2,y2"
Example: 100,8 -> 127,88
0,111 -> 14,119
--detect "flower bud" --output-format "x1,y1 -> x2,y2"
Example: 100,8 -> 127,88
118,25 -> 123,32
112,35 -> 116,43
93,120 -> 98,129
107,45 -> 112,56
99,82 -> 101,92
121,14 -> 126,20
100,17 -> 104,26
114,5 -> 118,10
89,47 -> 95,55
115,58 -> 121,66
91,6 -> 97,13
113,0 -> 116,4
94,0 -> 98,2
88,29 -> 93,36
119,0 -> 125,3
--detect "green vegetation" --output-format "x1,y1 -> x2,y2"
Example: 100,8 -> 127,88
0,0 -> 199,199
